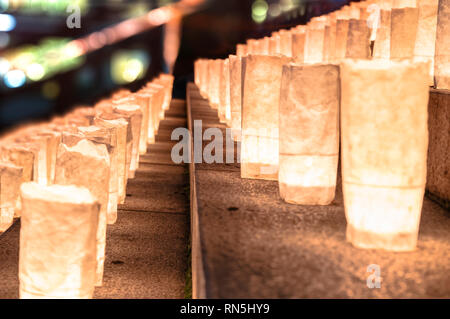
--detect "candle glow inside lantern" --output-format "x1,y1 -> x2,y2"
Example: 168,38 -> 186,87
0,163 -> 23,231
19,182 -> 100,298
218,59 -> 230,123
279,63 -> 339,205
55,138 -> 110,286
292,28 -> 306,63
335,19 -> 350,61
435,0 -> 450,89
241,55 -> 292,180
340,59 -> 429,251
304,26 -> 325,63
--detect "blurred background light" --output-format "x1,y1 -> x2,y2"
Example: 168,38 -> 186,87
4,69 -> 26,88
42,80 -> 60,100
26,63 -> 45,81
0,13 -> 15,31
111,50 -> 150,85
252,0 -> 268,23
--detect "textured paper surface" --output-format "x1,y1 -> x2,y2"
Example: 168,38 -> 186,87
435,0 -> 450,89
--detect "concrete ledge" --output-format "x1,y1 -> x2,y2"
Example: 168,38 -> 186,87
187,83 -> 450,299
427,89 -> 450,210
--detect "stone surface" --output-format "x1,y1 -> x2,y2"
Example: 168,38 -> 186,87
427,89 -> 450,209
188,84 -> 450,299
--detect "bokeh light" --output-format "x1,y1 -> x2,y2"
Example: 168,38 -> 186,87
252,0 -> 268,23
4,69 -> 26,88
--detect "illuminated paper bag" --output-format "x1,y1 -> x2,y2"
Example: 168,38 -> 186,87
113,104 -> 143,177
335,19 -> 350,61
19,182 -> 99,299
241,55 -> 292,180
219,59 -> 230,124
130,93 -> 150,154
229,55 -> 242,140
435,0 -> 450,89
77,126 -> 118,225
393,0 -> 417,7
209,59 -> 222,109
413,0 -> 439,85
279,63 -> 339,205
346,19 -> 371,59
292,30 -> 306,62
340,59 -> 429,251
236,44 -> 248,57
373,10 -> 392,60
55,138 -> 110,286
304,26 -> 325,63
94,115 -> 129,206
145,82 -> 165,135
280,30 -> 293,57
390,7 -> 419,59
269,32 -> 280,55
0,163 -> 23,231
157,73 -> 174,110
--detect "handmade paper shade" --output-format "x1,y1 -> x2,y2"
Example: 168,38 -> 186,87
55,138 -> 110,286
229,55 -> 242,141
435,0 -> 450,89
19,183 -> 100,298
279,63 -> 339,205
280,30 -> 293,57
218,59 -> 229,123
412,0 -> 439,85
390,7 -> 419,59
236,44 -> 248,57
304,26 -> 325,63
269,32 -> 280,55
113,104 -> 143,178
0,163 -> 23,231
393,0 -> 417,8
340,59 -> 429,251
335,19 -> 350,61
77,126 -> 118,225
241,55 -> 292,180
373,10 -> 392,60
131,93 -> 150,154
292,30 -> 306,62
346,19 -> 371,59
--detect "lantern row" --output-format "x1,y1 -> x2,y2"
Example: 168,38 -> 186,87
193,0 -> 446,252
0,74 -> 174,298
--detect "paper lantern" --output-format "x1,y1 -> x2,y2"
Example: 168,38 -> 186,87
156,74 -> 174,111
413,0 -> 439,85
19,182 -> 100,298
393,0 -> 417,8
113,104 -> 143,178
373,10 -> 392,60
279,63 -> 339,205
241,55 -> 292,180
304,26 -> 325,63
340,59 -> 429,251
280,30 -> 293,57
390,7 -> 419,59
346,19 -> 371,59
236,44 -> 248,57
0,144 -> 35,185
292,29 -> 306,62
94,115 -> 129,207
218,59 -> 229,123
269,32 -> 280,55
435,0 -> 450,89
55,138 -> 110,286
207,60 -> 222,109
0,163 -> 22,231
129,93 -> 150,154
335,19 -> 350,61
144,82 -> 166,134
228,55 -> 242,140
77,125 -> 118,225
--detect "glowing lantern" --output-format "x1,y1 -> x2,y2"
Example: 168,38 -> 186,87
19,182 -> 99,299
393,0 -> 417,7
292,28 -> 306,62
229,54 -> 242,140
373,9 -> 392,60
279,63 -> 339,205
346,19 -> 371,59
125,93 -> 150,155
113,104 -> 143,178
435,0 -> 450,89
241,55 -> 292,180
279,30 -> 293,57
236,44 -> 248,57
55,137 -> 110,286
335,19 -> 350,61
94,115 -> 130,207
390,7 -> 419,59
207,59 -> 221,109
413,0 -> 438,85
77,125 -> 118,226
218,58 -> 231,125
0,163 -> 23,231
304,25 -> 325,63
340,59 -> 429,251
144,82 -> 166,135
156,73 -> 174,111
269,32 -> 281,55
